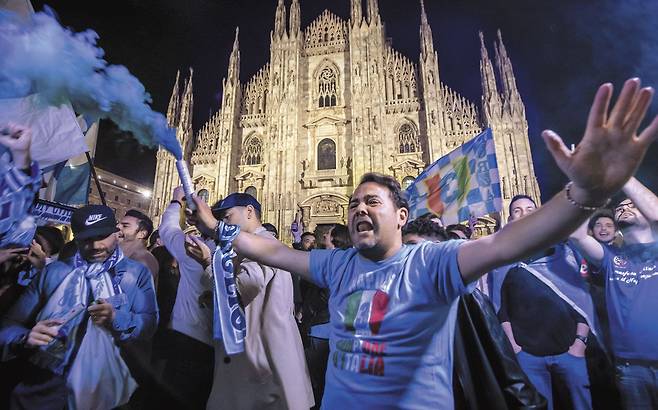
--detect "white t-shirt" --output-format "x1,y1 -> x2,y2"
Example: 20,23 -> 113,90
159,203 -> 214,346
310,240 -> 472,409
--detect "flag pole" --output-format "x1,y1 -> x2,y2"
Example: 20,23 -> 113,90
85,152 -> 107,206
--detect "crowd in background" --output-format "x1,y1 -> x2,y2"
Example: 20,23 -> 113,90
0,77 -> 657,410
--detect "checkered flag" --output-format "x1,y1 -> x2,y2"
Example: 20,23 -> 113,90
406,128 -> 502,225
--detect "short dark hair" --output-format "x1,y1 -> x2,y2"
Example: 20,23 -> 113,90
445,223 -> 472,240
35,226 -> 65,255
330,224 -> 352,249
403,218 -> 448,242
358,173 -> 409,210
148,229 -> 160,249
508,194 -> 537,215
262,223 -> 278,238
301,231 -> 315,240
588,209 -> 617,231
125,209 -> 154,238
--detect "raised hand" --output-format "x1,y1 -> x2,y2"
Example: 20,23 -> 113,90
172,186 -> 185,203
0,123 -> 32,168
542,78 -> 658,204
0,247 -> 27,264
24,240 -> 47,270
192,196 -> 219,237
184,235 -> 212,269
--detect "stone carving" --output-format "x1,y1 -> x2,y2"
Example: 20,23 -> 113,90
314,198 -> 340,215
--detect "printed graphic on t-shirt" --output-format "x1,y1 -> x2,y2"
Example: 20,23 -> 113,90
611,255 -> 657,286
333,289 -> 391,376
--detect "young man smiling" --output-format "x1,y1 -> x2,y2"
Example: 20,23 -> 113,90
118,209 -> 159,289
191,78 -> 658,409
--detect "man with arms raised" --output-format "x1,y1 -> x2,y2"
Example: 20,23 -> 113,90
187,193 -> 313,410
570,176 -> 658,409
191,79 -> 657,409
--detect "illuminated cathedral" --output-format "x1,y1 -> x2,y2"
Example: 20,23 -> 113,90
150,0 -> 541,241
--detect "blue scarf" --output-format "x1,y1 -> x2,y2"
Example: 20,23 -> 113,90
212,222 -> 246,355
31,248 -> 124,374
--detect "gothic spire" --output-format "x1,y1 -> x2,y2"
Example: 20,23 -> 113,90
227,27 -> 240,83
419,0 -> 434,59
494,29 -> 519,97
350,0 -> 362,26
274,0 -> 287,38
289,0 -> 300,35
366,0 -> 380,26
166,70 -> 181,128
179,68 -> 194,133
479,31 -> 498,100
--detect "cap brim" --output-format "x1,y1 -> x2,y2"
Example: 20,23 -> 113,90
74,226 -> 119,241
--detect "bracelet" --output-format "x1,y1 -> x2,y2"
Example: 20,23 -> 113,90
564,182 -> 610,212
170,199 -> 182,207
575,334 -> 589,345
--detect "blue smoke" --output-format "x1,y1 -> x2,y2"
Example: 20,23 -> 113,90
0,8 -> 183,159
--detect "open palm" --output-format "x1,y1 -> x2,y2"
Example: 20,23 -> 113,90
542,78 -> 658,202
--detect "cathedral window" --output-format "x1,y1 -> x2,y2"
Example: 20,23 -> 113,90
198,189 -> 209,203
242,136 -> 263,165
245,186 -> 257,198
317,138 -> 336,170
402,176 -> 415,190
398,123 -> 420,154
318,67 -> 337,108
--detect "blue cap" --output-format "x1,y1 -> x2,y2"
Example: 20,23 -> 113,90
213,193 -> 261,214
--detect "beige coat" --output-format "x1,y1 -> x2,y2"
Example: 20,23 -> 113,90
206,228 -> 314,410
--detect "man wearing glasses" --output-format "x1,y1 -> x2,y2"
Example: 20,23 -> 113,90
570,177 -> 658,409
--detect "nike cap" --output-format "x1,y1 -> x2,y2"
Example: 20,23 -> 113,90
71,205 -> 119,241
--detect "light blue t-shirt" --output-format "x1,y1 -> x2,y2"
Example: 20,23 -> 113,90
310,240 -> 473,409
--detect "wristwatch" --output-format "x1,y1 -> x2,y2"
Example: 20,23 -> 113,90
575,335 -> 588,345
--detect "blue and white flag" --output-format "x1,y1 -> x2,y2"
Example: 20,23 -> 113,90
406,128 -> 502,225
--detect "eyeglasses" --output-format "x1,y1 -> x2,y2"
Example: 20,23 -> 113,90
614,202 -> 635,213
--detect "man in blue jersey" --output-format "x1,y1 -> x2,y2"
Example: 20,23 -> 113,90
570,176 -> 658,409
191,79 -> 658,409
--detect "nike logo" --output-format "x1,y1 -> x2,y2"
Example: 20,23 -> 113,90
85,214 -> 107,226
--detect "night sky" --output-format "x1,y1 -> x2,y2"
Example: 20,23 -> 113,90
31,0 -> 658,200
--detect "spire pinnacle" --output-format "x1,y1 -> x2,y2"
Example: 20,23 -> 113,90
351,0 -> 362,25
420,0 -> 427,25
419,0 -> 434,58
274,0 -> 287,38
166,70 -> 181,127
233,27 -> 240,52
290,0 -> 301,34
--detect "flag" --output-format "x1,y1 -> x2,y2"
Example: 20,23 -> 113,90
51,117 -> 98,206
0,93 -> 87,169
406,128 -> 502,225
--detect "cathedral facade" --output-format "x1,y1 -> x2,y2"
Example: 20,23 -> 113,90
150,0 -> 541,241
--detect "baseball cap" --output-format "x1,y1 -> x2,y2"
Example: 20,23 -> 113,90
212,193 -> 261,214
71,205 -> 119,241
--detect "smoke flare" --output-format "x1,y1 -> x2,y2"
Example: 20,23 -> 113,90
0,8 -> 182,159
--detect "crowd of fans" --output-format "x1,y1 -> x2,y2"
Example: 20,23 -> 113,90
0,78 -> 657,410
